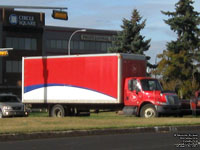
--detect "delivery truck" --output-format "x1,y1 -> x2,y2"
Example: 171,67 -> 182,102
22,53 -> 181,118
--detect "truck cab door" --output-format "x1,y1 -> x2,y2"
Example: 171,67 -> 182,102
125,79 -> 141,106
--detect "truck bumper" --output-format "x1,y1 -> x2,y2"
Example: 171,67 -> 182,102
156,105 -> 181,115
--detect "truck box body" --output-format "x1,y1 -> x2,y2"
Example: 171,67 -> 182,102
22,53 -> 146,105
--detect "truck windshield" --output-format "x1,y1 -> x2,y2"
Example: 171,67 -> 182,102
140,79 -> 162,91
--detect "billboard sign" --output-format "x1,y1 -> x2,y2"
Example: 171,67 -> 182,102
4,10 -> 44,28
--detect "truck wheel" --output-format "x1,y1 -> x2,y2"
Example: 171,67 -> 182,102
51,105 -> 65,117
140,104 -> 157,118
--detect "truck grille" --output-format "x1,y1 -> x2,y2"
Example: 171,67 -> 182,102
166,95 -> 180,105
12,106 -> 22,110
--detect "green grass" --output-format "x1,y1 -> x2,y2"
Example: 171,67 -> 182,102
29,112 -> 49,117
0,111 -> 200,135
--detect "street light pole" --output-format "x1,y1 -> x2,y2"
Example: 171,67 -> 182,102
68,29 -> 86,55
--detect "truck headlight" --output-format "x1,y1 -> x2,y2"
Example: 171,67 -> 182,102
157,101 -> 167,105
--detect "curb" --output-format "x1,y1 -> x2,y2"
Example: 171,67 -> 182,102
1,125 -> 200,141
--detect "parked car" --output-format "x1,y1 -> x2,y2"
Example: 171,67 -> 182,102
0,93 -> 28,118
180,99 -> 192,115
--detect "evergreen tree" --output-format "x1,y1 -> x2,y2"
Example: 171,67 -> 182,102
156,0 -> 200,98
109,9 -> 151,55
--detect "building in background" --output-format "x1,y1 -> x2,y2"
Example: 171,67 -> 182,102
0,8 -> 45,95
43,26 -> 116,55
0,9 -> 117,96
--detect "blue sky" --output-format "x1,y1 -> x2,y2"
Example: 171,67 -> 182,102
1,0 -> 200,63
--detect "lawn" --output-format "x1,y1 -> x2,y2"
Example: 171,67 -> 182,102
0,111 -> 200,134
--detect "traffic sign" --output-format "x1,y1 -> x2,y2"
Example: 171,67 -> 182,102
52,10 -> 68,20
0,48 -> 13,56
0,51 -> 8,56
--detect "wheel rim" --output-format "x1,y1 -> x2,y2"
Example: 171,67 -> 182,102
144,108 -> 155,118
55,109 -> 62,117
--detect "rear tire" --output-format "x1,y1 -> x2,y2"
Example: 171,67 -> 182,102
50,105 -> 65,117
140,104 -> 158,118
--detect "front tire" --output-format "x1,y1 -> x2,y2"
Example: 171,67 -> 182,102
50,105 -> 65,117
140,104 -> 158,118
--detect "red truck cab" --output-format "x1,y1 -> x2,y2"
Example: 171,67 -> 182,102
123,77 -> 181,118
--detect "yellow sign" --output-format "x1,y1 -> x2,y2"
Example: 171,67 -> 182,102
52,10 -> 68,20
0,51 -> 8,56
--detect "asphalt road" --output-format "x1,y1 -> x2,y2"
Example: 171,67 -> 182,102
0,131 -> 200,150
